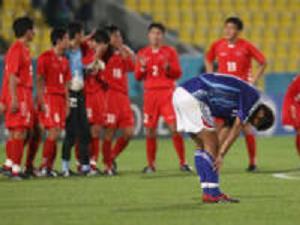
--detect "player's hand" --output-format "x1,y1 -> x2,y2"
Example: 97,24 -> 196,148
11,98 -> 19,113
119,45 -> 134,58
214,155 -> 223,172
138,56 -> 147,68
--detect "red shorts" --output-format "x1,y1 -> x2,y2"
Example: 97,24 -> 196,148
4,87 -> 33,129
85,90 -> 105,125
282,97 -> 300,128
39,94 -> 67,129
104,89 -> 134,128
143,89 -> 176,128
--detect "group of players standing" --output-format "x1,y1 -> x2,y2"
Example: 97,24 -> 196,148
0,15 -> 279,184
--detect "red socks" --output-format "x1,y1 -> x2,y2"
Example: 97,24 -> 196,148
11,139 -> 24,175
172,134 -> 186,166
111,137 -> 129,160
102,140 -> 112,170
3,139 -> 13,169
90,138 -> 100,170
146,137 -> 157,168
25,136 -> 40,169
296,134 -> 300,156
40,138 -> 56,170
245,134 -> 256,166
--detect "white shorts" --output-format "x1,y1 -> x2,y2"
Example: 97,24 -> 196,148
172,87 -> 215,133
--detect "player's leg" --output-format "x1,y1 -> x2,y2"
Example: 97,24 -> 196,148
161,90 -> 191,171
295,128 -> 300,156
243,123 -> 257,172
102,127 -> 116,175
2,133 -> 13,175
89,124 -> 101,174
39,127 -> 60,177
9,128 -> 27,179
111,127 -> 134,162
24,124 -> 41,176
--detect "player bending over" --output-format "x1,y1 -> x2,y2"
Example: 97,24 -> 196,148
172,73 -> 274,203
102,25 -> 135,174
37,27 -> 71,177
135,23 -> 192,173
282,74 -> 300,157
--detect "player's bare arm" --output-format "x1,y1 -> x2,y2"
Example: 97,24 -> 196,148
215,117 -> 243,170
251,61 -> 267,85
9,74 -> 19,113
205,59 -> 214,73
37,75 -> 45,111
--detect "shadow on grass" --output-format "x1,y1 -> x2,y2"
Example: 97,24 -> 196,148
253,168 -> 300,174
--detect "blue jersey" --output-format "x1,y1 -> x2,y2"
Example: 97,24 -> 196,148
180,73 -> 260,122
66,48 -> 84,81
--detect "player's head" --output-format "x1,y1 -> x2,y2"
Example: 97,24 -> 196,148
148,22 -> 165,47
105,25 -> 123,48
51,27 -> 69,50
224,17 -> 243,41
248,103 -> 275,131
13,16 -> 34,41
91,29 -> 110,54
68,21 -> 84,43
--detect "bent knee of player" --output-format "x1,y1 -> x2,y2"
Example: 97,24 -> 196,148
104,128 -> 115,140
199,130 -> 219,157
90,125 -> 101,138
123,127 -> 134,140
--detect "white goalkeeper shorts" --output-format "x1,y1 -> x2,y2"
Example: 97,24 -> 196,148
172,87 -> 215,134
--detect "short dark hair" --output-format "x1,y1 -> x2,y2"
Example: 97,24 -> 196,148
249,103 -> 275,131
105,24 -> 120,35
13,16 -> 34,38
51,27 -> 67,46
148,22 -> 166,33
225,17 -> 244,31
92,29 -> 110,44
68,21 -> 83,39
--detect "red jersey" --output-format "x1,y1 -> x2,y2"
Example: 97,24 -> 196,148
282,75 -> 300,127
206,38 -> 266,82
105,51 -> 134,94
135,45 -> 182,90
82,52 -> 104,94
3,40 -> 33,90
37,49 -> 71,94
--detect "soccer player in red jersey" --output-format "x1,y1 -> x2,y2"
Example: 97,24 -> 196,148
1,17 -> 35,180
102,25 -> 135,175
135,23 -> 192,173
37,27 -> 71,177
205,17 -> 267,172
82,29 -> 110,175
282,74 -> 300,156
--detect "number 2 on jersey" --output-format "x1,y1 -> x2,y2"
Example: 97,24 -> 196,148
227,61 -> 237,72
152,65 -> 159,76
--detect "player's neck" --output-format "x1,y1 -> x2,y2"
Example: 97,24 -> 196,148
18,37 -> 29,47
227,37 -> 239,44
53,46 -> 63,56
150,44 -> 162,50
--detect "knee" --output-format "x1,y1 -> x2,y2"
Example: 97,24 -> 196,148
104,128 -> 115,141
146,128 -> 156,138
91,125 -> 101,138
48,128 -> 61,140
243,124 -> 253,135
123,128 -> 134,140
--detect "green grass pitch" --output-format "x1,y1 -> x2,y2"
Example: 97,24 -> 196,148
0,136 -> 300,225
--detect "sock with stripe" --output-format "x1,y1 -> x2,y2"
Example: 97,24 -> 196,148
11,139 -> 25,176
90,138 -> 100,170
40,138 -> 55,170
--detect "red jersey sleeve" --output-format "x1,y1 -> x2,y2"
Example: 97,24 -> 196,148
166,47 -> 182,79
134,50 -> 147,81
37,54 -> 45,77
6,45 -> 22,76
206,41 -> 218,63
247,42 -> 266,65
125,57 -> 135,72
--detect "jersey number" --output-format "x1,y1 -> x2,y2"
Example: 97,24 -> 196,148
152,65 -> 159,76
113,68 -> 122,79
227,62 -> 237,72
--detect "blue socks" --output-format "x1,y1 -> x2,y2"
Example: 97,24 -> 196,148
194,149 -> 222,197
